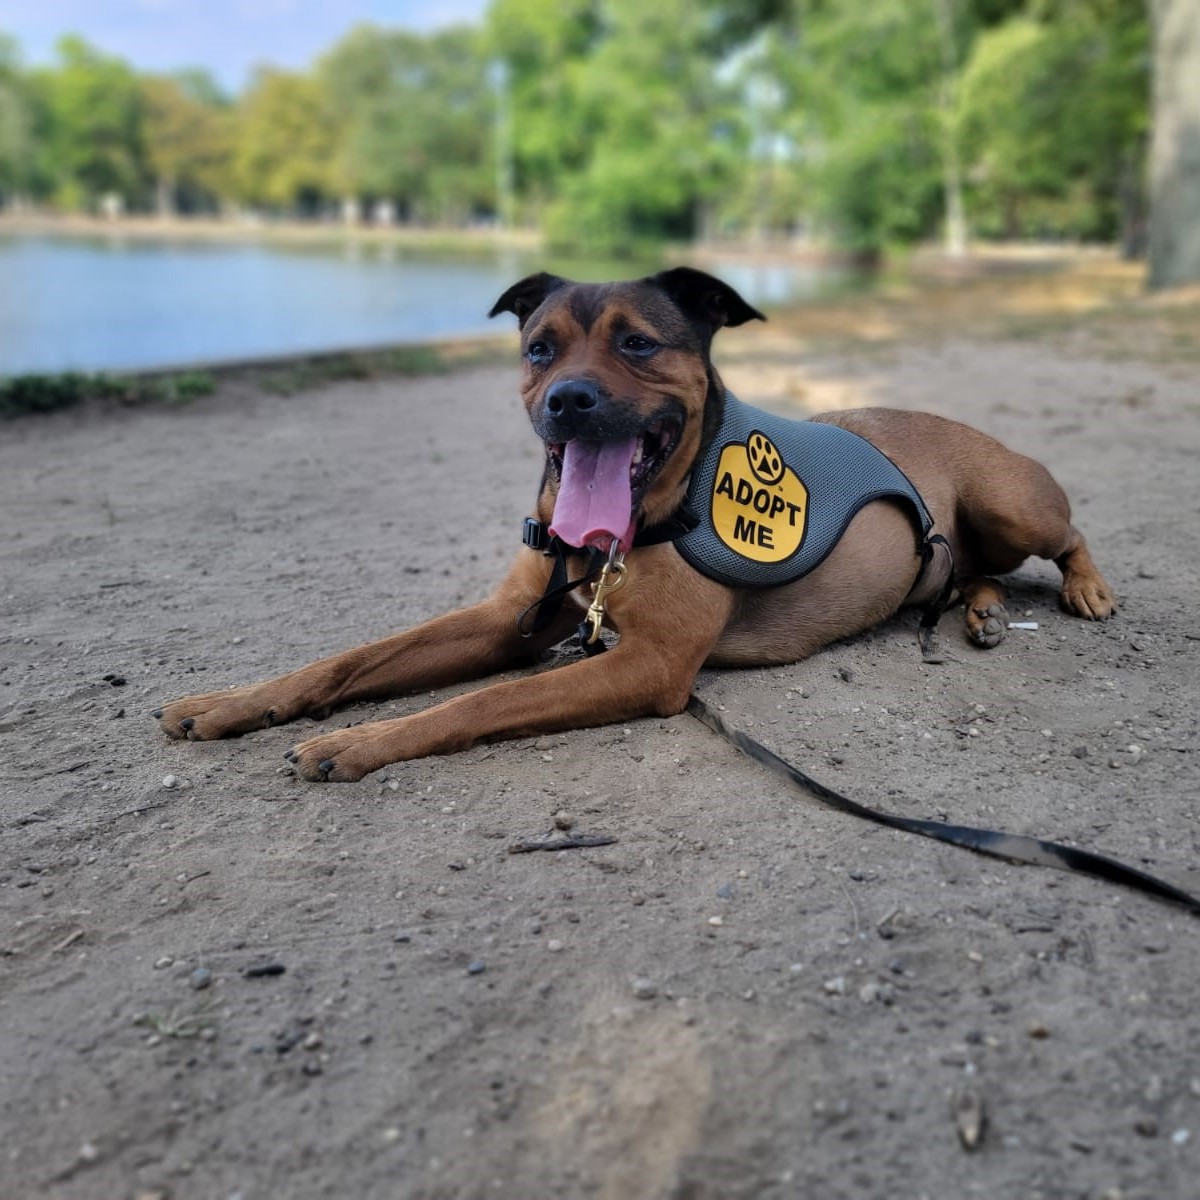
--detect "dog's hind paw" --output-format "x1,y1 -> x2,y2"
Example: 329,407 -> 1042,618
1060,573 -> 1117,621
966,603 -> 1007,649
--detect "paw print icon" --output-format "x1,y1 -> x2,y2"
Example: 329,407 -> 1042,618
747,431 -> 785,485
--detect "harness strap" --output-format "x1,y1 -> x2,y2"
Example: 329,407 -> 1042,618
686,693 -> 1200,917
515,535 -> 604,638
917,533 -> 956,662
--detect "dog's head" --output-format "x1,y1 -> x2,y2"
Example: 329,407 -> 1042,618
489,267 -> 764,552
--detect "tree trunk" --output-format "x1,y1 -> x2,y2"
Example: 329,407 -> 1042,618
1147,0 -> 1200,290
155,177 -> 176,220
933,0 -> 967,257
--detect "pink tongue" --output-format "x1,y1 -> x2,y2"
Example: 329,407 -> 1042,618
549,438 -> 639,552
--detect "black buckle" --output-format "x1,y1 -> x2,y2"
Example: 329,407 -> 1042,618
522,518 -> 546,550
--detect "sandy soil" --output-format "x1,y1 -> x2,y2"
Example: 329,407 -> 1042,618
2,306 -> 1199,1200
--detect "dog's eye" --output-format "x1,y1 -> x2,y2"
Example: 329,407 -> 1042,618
620,333 -> 658,357
526,340 -> 554,365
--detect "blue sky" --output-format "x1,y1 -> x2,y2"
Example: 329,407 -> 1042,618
4,0 -> 489,93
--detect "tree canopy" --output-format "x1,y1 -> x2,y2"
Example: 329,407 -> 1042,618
0,1 -> 1174,263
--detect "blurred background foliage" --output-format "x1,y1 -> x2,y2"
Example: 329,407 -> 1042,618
0,0 -> 1156,257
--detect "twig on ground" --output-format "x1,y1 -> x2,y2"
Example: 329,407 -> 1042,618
508,833 -> 618,854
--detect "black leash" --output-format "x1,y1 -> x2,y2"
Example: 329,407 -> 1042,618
515,516 -> 1198,914
686,693 -> 1200,916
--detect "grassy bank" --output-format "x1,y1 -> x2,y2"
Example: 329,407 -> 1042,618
0,337 -> 513,419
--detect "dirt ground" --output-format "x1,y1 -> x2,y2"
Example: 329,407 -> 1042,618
2,281 -> 1199,1200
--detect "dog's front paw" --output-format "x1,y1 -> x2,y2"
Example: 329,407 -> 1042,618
155,684 -> 288,740
286,728 -> 387,782
966,603 -> 1007,648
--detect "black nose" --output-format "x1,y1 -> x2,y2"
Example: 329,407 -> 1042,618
545,378 -> 601,418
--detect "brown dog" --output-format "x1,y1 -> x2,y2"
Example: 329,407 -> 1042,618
155,268 -> 1115,781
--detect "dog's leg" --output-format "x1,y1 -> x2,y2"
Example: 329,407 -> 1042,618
955,446 -> 1116,638
286,555 -> 736,781
1055,528 -> 1115,620
156,553 -> 578,741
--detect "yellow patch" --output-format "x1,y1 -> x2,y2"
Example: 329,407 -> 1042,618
710,430 -> 808,562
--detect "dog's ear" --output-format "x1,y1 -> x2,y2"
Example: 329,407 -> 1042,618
488,273 -> 570,328
649,267 -> 766,335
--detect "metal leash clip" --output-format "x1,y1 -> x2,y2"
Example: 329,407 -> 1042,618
582,540 -> 627,646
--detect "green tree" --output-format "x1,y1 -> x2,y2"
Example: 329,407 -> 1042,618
39,35 -> 147,210
485,0 -> 604,217
488,0 -> 740,253
0,36 -> 35,201
956,2 -> 1148,241
233,68 -> 335,214
141,72 -> 233,214
757,0 -> 951,254
319,24 -> 495,223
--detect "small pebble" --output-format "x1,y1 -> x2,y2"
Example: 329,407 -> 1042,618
190,967 -> 213,991
1134,1114 -> 1159,1137
823,976 -> 846,995
1027,1021 -> 1050,1039
547,939 -> 564,953
466,960 -> 486,975
162,775 -> 178,789
1171,1129 -> 1191,1147
553,810 -> 573,830
631,977 -> 658,1000
153,956 -> 174,970
707,916 -> 724,928
302,1032 -> 323,1050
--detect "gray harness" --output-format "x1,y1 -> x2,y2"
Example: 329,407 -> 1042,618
675,395 -> 934,589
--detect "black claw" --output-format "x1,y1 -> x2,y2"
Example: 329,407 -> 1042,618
180,717 -> 195,731
318,758 -> 335,777
284,750 -> 296,761
151,708 -> 163,719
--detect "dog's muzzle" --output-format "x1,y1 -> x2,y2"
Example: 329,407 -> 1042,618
534,378 -> 643,443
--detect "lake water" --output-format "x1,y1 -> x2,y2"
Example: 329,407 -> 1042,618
0,234 -> 853,375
